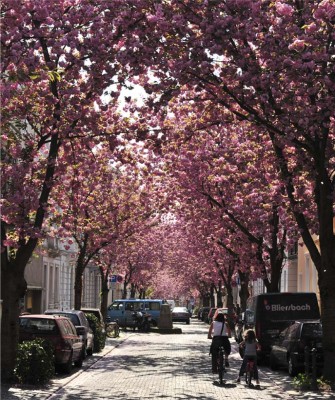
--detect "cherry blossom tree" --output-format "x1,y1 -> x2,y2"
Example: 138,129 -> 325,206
0,0 -> 161,380
158,100 -> 298,292
50,141 -> 153,309
91,249 -> 116,322
135,1 -> 335,378
113,214 -> 211,302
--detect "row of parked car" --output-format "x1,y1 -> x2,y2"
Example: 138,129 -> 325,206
197,306 -> 231,325
198,304 -> 324,377
19,307 -> 105,374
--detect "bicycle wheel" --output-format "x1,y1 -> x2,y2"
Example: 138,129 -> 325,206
217,348 -> 224,385
106,323 -> 116,338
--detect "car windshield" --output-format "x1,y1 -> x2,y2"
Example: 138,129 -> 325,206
20,318 -> 57,333
49,312 -> 80,326
302,323 -> 322,338
173,307 -> 188,313
63,313 -> 80,326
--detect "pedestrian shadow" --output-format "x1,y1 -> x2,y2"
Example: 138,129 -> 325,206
212,381 -> 236,388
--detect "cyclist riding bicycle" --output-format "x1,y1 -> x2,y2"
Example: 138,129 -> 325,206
236,329 -> 260,387
208,311 -> 231,373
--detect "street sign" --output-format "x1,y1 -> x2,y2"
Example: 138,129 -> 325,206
110,275 -> 123,283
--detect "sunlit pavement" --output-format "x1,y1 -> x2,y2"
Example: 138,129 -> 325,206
2,320 -> 334,400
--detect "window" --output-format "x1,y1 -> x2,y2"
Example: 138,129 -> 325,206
43,264 -> 48,311
49,265 -> 54,306
133,302 -> 144,311
20,318 -> 56,333
146,302 -> 161,311
62,319 -> 76,335
65,314 -> 80,326
287,324 -> 298,340
54,266 -> 59,305
125,302 -> 134,311
109,302 -> 123,310
302,323 -> 322,338
79,313 -> 89,327
305,255 -> 310,291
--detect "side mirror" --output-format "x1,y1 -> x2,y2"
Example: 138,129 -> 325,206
76,326 -> 86,337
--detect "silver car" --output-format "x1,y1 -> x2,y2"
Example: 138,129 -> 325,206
172,307 -> 191,324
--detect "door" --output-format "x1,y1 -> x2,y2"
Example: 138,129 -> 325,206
108,301 -> 126,325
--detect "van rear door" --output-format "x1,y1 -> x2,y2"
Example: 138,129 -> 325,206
107,301 -> 125,325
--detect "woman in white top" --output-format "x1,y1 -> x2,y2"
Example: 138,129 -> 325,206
208,312 -> 232,373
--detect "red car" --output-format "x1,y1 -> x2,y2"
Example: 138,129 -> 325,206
19,314 -> 83,373
208,307 -> 231,324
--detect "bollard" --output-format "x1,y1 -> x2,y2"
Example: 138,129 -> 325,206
158,304 -> 173,329
311,348 -> 318,390
304,346 -> 310,374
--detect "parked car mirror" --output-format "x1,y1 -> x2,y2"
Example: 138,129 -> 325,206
75,326 -> 86,336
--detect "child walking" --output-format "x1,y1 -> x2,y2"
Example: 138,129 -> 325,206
236,329 -> 260,387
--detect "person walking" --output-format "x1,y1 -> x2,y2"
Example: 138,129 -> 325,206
208,311 -> 231,372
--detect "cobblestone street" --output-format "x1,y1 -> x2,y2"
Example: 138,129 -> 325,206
2,320 -> 334,400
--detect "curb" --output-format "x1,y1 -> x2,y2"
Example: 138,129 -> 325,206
150,327 -> 183,334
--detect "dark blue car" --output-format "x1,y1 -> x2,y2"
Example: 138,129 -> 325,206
269,320 -> 323,376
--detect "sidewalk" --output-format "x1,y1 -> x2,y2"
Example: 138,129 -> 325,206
1,331 -> 132,400
1,322 -> 335,400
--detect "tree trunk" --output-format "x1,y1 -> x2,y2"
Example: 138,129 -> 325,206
74,265 -> 84,310
238,271 -> 249,312
100,271 -> 109,322
1,264 -> 27,381
225,283 -> 235,330
209,284 -> 215,307
216,280 -> 223,307
73,238 -> 89,310
122,280 -> 128,299
202,293 -> 210,307
1,231 -> 38,381
130,283 -> 136,298
318,251 -> 335,381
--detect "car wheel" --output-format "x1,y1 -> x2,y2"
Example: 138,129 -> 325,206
86,346 -> 93,356
186,319 -> 190,325
270,352 -> 278,370
74,354 -> 83,368
62,352 -> 73,374
81,344 -> 87,359
288,355 -> 298,377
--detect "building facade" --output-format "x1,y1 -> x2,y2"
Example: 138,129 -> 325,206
22,236 -> 103,313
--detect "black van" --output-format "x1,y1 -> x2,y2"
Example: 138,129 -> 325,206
243,292 -> 320,362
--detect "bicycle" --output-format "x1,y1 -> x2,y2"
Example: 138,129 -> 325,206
217,344 -> 225,385
245,358 -> 255,387
106,319 -> 120,338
